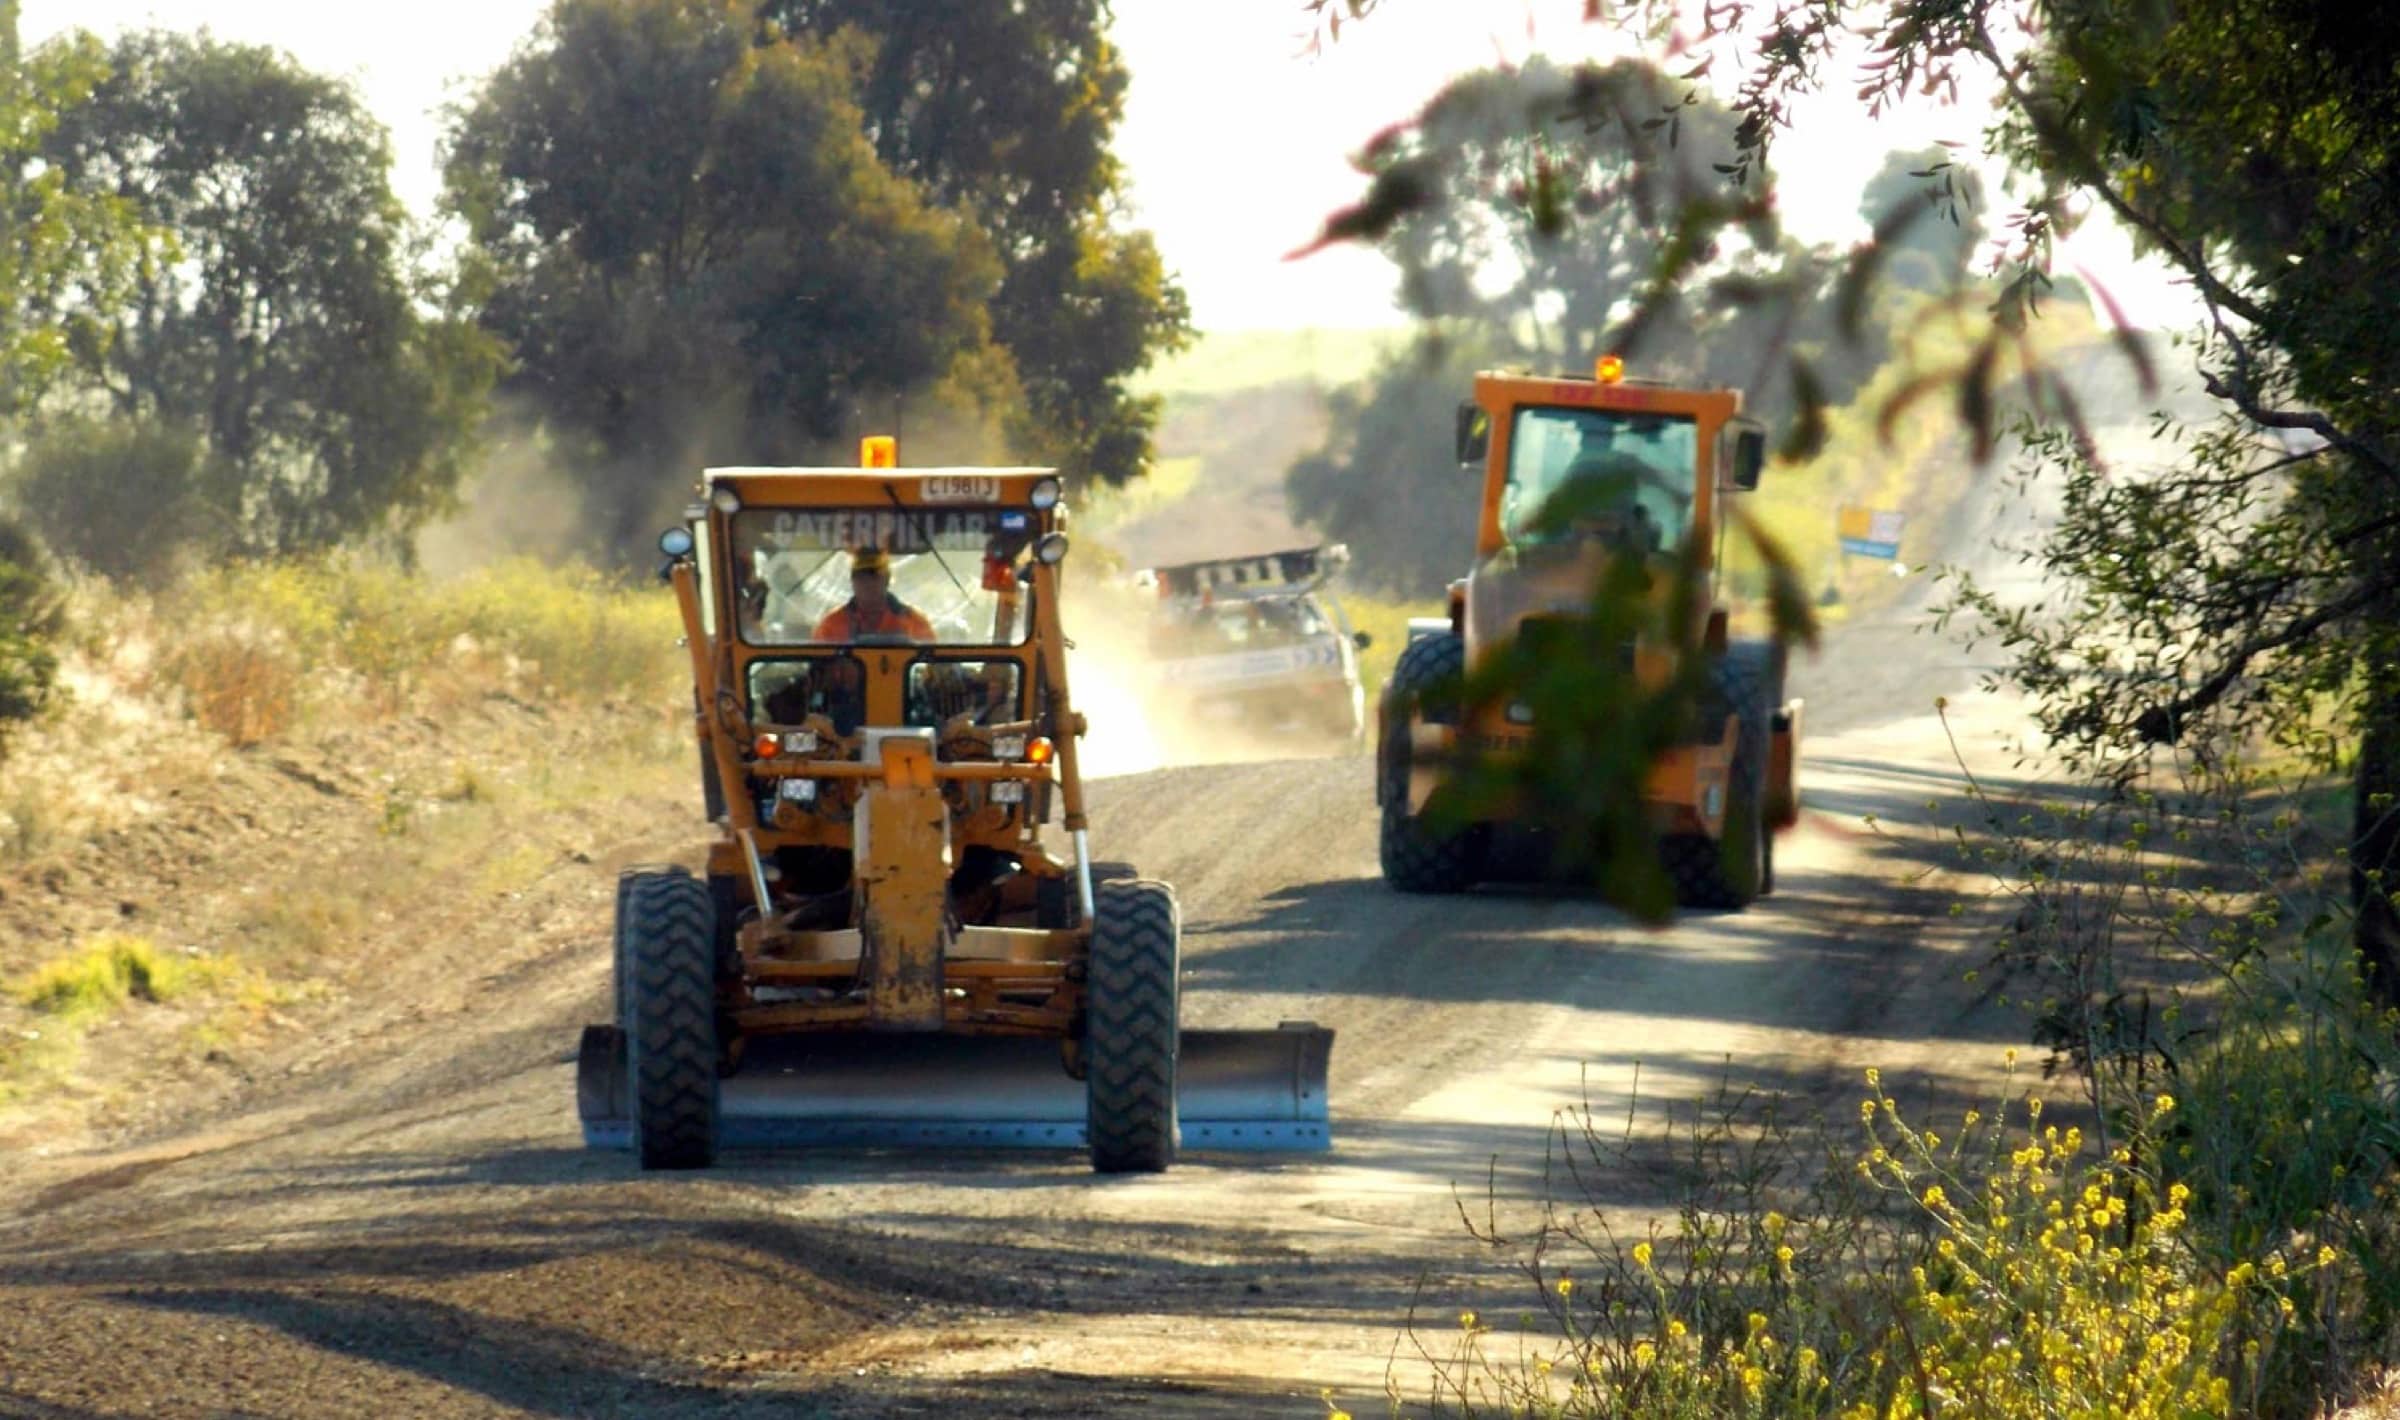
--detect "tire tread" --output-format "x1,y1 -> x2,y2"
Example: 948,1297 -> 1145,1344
1378,633 -> 1482,893
1086,879 -> 1179,1173
626,868 -> 719,1169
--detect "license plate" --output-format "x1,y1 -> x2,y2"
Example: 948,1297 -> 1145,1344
921,476 -> 999,504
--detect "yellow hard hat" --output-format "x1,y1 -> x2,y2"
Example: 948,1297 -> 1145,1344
851,546 -> 891,575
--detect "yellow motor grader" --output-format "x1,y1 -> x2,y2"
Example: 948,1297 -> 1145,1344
1377,359 -> 1803,906
578,440 -> 1332,1171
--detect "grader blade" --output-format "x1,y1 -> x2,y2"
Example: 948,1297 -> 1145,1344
577,1022 -> 1332,1153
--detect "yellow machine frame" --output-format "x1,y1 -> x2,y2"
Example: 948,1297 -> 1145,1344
670,465 -> 1099,1053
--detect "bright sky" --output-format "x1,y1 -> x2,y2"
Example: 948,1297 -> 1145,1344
19,0 -> 2196,333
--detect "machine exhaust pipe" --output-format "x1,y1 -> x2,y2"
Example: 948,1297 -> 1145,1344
578,1022 -> 1333,1153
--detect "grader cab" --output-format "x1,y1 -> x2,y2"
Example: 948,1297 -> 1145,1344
1377,361 -> 1804,906
577,443 -> 1332,1171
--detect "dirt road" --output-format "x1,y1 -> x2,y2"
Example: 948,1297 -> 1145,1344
0,615 -> 2049,1420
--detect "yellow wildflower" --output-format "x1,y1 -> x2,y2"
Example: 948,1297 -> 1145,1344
1633,1241 -> 1654,1270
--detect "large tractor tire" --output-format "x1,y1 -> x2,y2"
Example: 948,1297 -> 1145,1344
1086,878 -> 1180,1173
625,867 -> 721,1170
1663,645 -> 1775,911
612,863 -> 684,1032
1378,632 -> 1483,893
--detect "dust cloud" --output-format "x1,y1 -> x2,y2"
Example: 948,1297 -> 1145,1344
412,404 -> 596,577
1063,577 -> 1363,781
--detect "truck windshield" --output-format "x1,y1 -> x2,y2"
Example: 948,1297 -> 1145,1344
1501,407 -> 1698,552
729,506 -> 1030,646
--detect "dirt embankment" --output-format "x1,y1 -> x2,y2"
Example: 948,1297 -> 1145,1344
0,692 -> 695,1161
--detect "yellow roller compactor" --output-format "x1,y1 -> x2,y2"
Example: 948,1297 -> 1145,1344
1378,359 -> 1804,905
578,439 -> 1332,1171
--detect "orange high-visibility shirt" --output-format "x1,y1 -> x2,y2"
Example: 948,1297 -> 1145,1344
812,599 -> 935,642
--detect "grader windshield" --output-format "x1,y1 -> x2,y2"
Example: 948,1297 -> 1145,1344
1500,407 -> 1698,552
729,506 -> 1033,647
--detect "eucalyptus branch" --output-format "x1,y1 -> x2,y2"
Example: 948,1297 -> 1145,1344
2133,572 -> 2397,744
1945,13 -> 2295,344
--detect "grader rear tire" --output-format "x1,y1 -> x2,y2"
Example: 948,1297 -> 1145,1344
1086,878 -> 1179,1174
1378,632 -> 1482,894
626,868 -> 720,1170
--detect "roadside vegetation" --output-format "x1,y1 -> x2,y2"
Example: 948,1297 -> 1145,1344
1365,741 -> 2397,1419
0,557 -> 688,1129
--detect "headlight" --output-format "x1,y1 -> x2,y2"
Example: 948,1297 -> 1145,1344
1506,702 -> 1534,725
990,780 -> 1026,805
710,484 -> 742,515
658,526 -> 695,557
1035,532 -> 1070,564
1029,476 -> 1061,510
992,734 -> 1027,760
778,778 -> 818,803
785,728 -> 818,753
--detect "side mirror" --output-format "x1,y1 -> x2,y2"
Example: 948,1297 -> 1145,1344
1728,425 -> 1766,491
1352,630 -> 1373,651
1454,402 -> 1490,466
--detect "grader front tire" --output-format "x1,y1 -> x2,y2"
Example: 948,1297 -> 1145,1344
1086,879 -> 1180,1174
626,869 -> 720,1170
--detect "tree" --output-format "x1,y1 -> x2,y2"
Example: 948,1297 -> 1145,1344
0,2 -> 151,748
1856,145 -> 1986,297
0,2 -> 148,415
1287,330 -> 1496,597
36,29 -> 497,559
758,0 -> 1191,488
445,0 -> 1009,548
12,415 -> 233,586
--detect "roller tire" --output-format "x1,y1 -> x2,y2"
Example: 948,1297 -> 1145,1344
1086,879 -> 1180,1174
627,869 -> 720,1170
1378,632 -> 1482,894
1664,647 -> 1772,911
